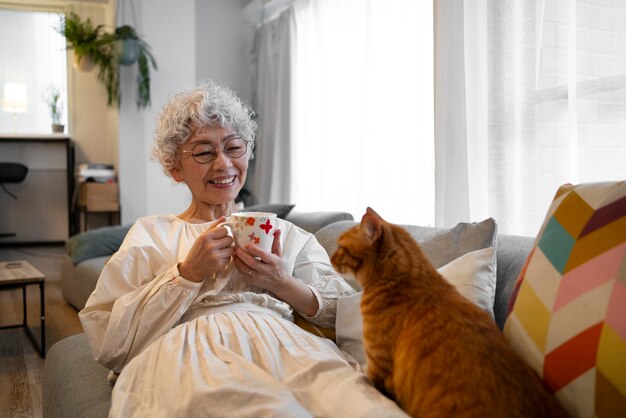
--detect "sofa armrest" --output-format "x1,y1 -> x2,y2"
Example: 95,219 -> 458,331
62,256 -> 109,311
43,333 -> 112,418
286,211 -> 354,234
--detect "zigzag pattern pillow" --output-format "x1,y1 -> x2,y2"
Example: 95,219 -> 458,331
504,181 -> 626,418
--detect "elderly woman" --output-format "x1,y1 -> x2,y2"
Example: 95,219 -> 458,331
79,81 -> 407,417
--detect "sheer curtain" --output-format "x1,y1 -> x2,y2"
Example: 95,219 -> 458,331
436,0 -> 626,236
290,0 -> 434,225
248,8 -> 294,205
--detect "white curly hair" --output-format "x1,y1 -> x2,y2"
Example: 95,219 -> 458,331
151,80 -> 257,176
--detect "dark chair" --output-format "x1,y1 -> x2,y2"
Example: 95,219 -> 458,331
0,162 -> 28,199
0,162 -> 28,238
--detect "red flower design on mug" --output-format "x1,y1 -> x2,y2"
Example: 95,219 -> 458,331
260,219 -> 273,235
246,217 -> 256,226
248,232 -> 260,244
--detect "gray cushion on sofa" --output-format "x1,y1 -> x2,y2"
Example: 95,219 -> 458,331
43,333 -> 112,418
316,221 -> 447,260
316,219 -> 498,270
241,203 -> 295,219
287,211 -> 354,234
315,220 -> 533,330
493,234 -> 533,329
66,225 -> 131,265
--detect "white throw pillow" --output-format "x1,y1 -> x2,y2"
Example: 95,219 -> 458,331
439,247 -> 496,313
336,247 -> 497,368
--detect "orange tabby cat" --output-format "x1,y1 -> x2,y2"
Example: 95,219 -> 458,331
331,208 -> 568,418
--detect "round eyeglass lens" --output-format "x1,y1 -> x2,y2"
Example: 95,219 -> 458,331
191,137 -> 248,164
223,137 -> 247,159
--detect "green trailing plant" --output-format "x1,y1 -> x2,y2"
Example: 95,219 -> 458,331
59,11 -> 107,59
57,12 -> 157,109
115,25 -> 157,109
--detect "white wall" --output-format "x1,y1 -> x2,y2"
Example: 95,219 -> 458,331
196,0 -> 251,101
61,2 -> 119,168
118,0 -> 250,224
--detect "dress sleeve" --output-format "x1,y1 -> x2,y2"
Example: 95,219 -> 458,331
289,232 -> 356,328
79,245 -> 202,373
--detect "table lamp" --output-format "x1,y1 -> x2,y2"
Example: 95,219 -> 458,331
2,82 -> 28,132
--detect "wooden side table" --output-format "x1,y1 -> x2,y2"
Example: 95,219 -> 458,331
0,260 -> 46,357
78,182 -> 121,231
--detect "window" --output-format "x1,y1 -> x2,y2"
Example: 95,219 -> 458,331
0,8 -> 68,134
517,0 -> 626,234
536,0 -> 626,184
291,0 -> 435,225
436,0 -> 626,236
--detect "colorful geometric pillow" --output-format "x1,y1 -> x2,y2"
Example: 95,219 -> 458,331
504,181 -> 626,418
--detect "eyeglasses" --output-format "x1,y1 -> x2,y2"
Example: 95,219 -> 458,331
181,137 -> 250,164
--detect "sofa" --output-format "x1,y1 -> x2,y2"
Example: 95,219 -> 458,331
43,212 -> 533,418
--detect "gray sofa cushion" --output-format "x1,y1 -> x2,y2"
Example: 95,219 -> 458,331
287,211 -> 354,234
493,234 -> 533,329
66,225 -> 131,265
316,219 -> 498,269
315,220 -> 533,330
241,203 -> 295,219
316,221 -> 447,258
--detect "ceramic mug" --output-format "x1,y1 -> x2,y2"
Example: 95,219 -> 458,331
220,212 -> 277,252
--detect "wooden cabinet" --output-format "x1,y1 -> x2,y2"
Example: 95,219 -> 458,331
79,183 -> 119,212
78,182 -> 120,231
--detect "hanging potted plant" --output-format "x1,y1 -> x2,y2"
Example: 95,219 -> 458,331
58,12 -> 107,72
114,24 -> 157,108
115,25 -> 139,65
57,12 -> 157,110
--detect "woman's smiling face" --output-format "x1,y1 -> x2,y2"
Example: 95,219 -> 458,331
170,124 -> 249,206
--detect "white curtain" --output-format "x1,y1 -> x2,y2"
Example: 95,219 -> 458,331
435,0 -> 489,229
436,0 -> 626,236
248,8 -> 294,205
291,0 -> 434,225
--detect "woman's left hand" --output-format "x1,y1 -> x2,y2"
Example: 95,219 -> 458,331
233,229 -> 292,293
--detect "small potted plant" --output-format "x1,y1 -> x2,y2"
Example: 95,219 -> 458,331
44,86 -> 64,133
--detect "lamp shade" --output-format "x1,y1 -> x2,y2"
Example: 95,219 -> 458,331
3,82 -> 28,113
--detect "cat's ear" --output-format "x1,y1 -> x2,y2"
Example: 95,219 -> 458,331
361,208 -> 383,243
366,207 -> 383,220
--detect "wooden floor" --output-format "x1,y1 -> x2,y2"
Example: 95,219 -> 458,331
0,245 -> 83,418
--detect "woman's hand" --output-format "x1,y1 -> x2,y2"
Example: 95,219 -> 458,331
178,216 -> 234,283
233,229 -> 291,293
234,229 -> 319,316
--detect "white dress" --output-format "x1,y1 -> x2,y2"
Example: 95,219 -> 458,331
79,215 -> 408,417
